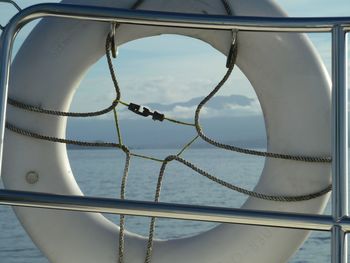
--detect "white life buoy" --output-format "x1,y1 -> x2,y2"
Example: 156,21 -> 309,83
2,0 -> 331,262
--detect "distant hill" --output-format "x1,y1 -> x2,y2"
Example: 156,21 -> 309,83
67,115 -> 266,149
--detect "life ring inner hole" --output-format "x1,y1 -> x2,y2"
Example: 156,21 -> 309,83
66,34 -> 267,239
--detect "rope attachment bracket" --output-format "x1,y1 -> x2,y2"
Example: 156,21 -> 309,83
226,30 -> 238,68
110,22 -> 119,58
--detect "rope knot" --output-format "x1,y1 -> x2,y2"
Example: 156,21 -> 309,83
120,145 -> 130,154
164,155 -> 176,163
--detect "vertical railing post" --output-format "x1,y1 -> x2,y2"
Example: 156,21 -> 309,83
0,32 -> 10,174
0,16 -> 17,176
332,25 -> 348,263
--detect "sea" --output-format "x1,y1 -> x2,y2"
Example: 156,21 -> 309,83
0,148 -> 339,262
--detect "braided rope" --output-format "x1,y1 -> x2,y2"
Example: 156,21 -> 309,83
193,41 -> 331,163
118,152 -> 131,263
5,122 -> 126,150
8,34 -> 120,118
165,156 -> 331,202
7,97 -> 118,117
221,0 -> 233,16
144,153 -> 332,261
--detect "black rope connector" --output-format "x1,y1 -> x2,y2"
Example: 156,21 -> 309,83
128,103 -> 165,121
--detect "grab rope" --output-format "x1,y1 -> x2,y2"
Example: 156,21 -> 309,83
5,0 -> 332,262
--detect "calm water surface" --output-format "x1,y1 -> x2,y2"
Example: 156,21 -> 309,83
0,148 -> 335,262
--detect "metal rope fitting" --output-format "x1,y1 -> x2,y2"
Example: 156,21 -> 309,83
226,30 -> 238,68
110,22 -> 119,58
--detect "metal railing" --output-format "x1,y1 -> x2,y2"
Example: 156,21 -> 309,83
0,3 -> 348,262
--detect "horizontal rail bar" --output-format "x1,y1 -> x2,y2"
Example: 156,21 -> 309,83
0,189 -> 348,232
8,3 -> 350,33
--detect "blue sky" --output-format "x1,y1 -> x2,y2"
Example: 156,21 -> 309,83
1,0 -> 349,120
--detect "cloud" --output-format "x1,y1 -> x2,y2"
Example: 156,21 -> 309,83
162,103 -> 260,119
164,105 -> 199,119
113,94 -> 262,121
120,76 -> 226,104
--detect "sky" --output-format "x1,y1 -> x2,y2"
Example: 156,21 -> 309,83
1,0 -> 350,120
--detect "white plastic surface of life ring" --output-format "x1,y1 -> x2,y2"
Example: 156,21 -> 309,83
2,0 -> 331,262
